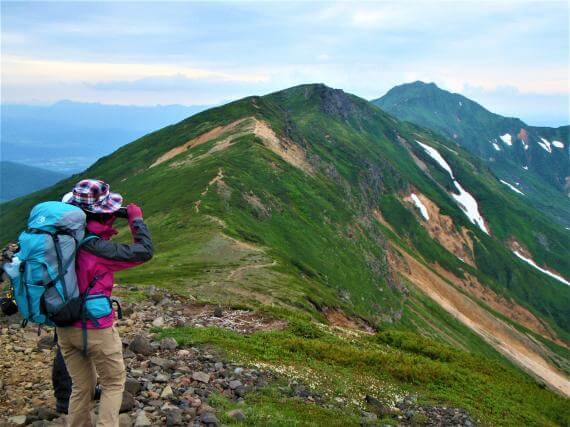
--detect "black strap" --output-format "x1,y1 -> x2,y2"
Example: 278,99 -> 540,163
111,299 -> 123,320
80,275 -> 100,356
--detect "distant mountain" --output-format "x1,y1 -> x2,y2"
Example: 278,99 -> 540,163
1,101 -> 208,173
0,161 -> 67,202
373,82 -> 570,226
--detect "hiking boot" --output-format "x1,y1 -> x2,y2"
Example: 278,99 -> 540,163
56,400 -> 69,414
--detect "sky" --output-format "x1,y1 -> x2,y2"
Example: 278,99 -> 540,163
1,1 -> 569,126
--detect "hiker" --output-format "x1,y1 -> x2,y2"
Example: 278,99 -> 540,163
1,243 -> 74,413
57,179 -> 153,426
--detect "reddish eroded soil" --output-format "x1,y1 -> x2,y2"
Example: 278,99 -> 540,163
322,308 -> 374,333
389,243 -> 570,397
402,191 -> 475,266
433,265 -> 563,345
150,118 -> 250,167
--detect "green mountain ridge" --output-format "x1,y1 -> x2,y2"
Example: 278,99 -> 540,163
373,81 -> 570,227
1,83 -> 569,425
0,161 -> 67,202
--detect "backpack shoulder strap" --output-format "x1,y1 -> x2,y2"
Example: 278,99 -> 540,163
80,235 -> 100,247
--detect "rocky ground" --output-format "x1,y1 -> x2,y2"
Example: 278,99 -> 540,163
0,286 -> 476,426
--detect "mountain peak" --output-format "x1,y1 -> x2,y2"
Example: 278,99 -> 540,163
266,83 -> 364,120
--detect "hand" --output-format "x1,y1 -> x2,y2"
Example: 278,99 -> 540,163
126,204 -> 143,222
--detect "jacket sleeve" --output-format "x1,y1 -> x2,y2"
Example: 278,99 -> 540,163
83,219 -> 153,269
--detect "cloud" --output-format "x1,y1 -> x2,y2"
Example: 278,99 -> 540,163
1,1 -> 568,125
2,56 -> 269,85
88,74 -> 243,92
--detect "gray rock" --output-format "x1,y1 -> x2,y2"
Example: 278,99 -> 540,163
233,367 -> 244,375
155,373 -> 171,383
35,407 -> 58,421
134,412 -> 152,427
229,380 -> 243,390
7,415 -> 27,426
200,412 -> 219,426
165,408 -> 183,426
159,337 -> 178,351
192,371 -> 210,383
227,409 -> 246,421
152,316 -> 164,327
130,369 -> 144,378
160,385 -> 174,399
122,304 -> 134,318
214,362 -> 224,370
119,413 -> 133,427
129,335 -> 153,356
120,391 -> 136,413
37,335 -> 55,350
361,411 -> 378,422
125,378 -> 142,395
151,293 -> 163,303
150,357 -> 176,369
123,348 -> 137,359
157,297 -> 170,306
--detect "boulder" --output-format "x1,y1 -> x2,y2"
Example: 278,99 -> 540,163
125,378 -> 142,395
129,335 -> 153,356
227,409 -> 246,421
119,413 -> 134,427
192,371 -> 210,383
134,412 -> 152,427
200,412 -> 219,426
159,337 -> 178,351
151,317 -> 164,327
120,391 -> 136,413
165,408 -> 183,426
160,385 -> 174,399
7,415 -> 27,426
229,380 -> 242,390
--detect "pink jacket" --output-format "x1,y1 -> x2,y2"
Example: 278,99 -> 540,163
72,217 -> 153,329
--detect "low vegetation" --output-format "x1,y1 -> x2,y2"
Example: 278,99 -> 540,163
158,317 -> 570,426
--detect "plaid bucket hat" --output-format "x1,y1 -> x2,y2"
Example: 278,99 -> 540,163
62,179 -> 123,214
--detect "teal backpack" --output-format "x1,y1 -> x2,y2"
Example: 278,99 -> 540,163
3,201 -> 97,326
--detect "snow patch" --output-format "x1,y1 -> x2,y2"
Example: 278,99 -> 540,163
499,134 -> 512,146
410,193 -> 429,220
513,251 -> 570,286
451,182 -> 489,234
415,141 -> 455,178
500,180 -> 525,195
416,140 -> 489,234
522,165 -> 528,170
538,138 -> 552,153
552,140 -> 564,149
492,142 -> 501,151
458,101 -> 462,107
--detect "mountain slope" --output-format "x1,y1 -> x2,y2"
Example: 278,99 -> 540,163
1,84 -> 569,422
0,161 -> 67,202
373,81 -> 570,227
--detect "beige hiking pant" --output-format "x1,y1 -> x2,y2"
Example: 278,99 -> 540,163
57,326 -> 126,427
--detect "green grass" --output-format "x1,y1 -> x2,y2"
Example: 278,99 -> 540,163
208,388 -> 361,426
157,322 -> 569,427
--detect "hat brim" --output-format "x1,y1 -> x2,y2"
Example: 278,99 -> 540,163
83,192 -> 123,214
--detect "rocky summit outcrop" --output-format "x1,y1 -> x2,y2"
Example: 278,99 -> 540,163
0,286 -> 477,427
